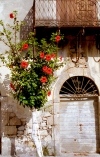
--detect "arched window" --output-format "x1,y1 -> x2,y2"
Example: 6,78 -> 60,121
60,76 -> 99,98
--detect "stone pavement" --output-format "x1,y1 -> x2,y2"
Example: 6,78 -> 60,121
60,153 -> 100,157
0,154 -> 100,157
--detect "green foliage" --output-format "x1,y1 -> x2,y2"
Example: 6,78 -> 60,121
43,146 -> 49,156
0,11 -> 64,109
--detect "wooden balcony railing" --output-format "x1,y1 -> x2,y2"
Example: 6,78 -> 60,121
20,0 -> 100,40
35,0 -> 100,27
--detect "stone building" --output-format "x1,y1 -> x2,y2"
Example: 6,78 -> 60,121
0,0 -> 100,157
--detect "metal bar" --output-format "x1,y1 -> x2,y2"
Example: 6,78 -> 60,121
33,0 -> 35,29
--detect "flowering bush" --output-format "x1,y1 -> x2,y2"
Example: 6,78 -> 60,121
0,11 -> 64,109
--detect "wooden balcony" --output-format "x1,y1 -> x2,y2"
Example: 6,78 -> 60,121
35,0 -> 100,27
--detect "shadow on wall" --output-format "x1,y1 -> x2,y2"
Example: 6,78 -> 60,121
0,68 -> 33,156
20,6 -> 34,41
93,99 -> 100,153
0,4 -> 35,157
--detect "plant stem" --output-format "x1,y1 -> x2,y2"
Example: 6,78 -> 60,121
2,24 -> 15,54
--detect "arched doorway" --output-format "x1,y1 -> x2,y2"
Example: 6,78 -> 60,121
59,76 -> 99,155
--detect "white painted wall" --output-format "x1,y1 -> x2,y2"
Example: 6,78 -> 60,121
0,1 -> 100,157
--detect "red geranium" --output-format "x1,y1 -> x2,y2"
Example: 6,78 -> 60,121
51,53 -> 56,58
40,76 -> 47,83
46,68 -> 52,74
55,35 -> 61,42
22,43 -> 28,50
9,13 -> 14,18
47,91 -> 51,96
42,66 -> 48,73
40,52 -> 44,58
60,56 -> 62,61
10,83 -> 15,90
20,61 -> 28,68
45,54 -> 51,61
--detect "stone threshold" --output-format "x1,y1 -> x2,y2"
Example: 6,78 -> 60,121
60,153 -> 100,157
0,155 -> 100,157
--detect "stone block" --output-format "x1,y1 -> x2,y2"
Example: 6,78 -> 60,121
42,126 -> 47,130
18,126 -> 25,131
40,130 -> 48,136
44,135 -> 51,142
3,112 -> 9,125
17,131 -> 24,135
43,112 -> 51,117
5,126 -> 17,135
47,116 -> 53,125
41,122 -> 46,127
27,128 -> 32,134
27,122 -> 32,128
48,125 -> 52,129
20,118 -> 26,122
22,121 -> 26,125
9,117 -> 21,125
9,112 -> 16,118
24,130 -> 27,135
43,118 -> 47,121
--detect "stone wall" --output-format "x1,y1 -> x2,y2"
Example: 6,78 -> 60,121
1,96 -> 54,156
0,39 -> 100,156
0,1 -> 100,157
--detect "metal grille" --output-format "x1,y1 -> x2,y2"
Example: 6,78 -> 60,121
20,7 -> 33,40
60,76 -> 99,98
35,0 -> 100,27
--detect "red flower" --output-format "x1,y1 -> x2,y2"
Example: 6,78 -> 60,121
60,56 -> 62,61
46,68 -> 52,74
22,43 -> 28,50
42,66 -> 48,73
10,83 -> 15,90
51,53 -> 56,58
20,61 -> 28,68
40,76 -> 47,83
45,54 -> 51,61
9,13 -> 14,18
55,35 -> 61,42
47,91 -> 51,96
40,52 -> 44,58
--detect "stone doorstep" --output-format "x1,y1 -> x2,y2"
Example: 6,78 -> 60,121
0,156 -> 11,157
60,153 -> 100,157
0,156 -> 99,157
0,155 -> 99,157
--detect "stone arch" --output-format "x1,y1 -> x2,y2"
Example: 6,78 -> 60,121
53,72 -> 100,103
60,76 -> 99,97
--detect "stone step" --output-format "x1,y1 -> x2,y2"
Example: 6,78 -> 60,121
60,153 -> 100,157
0,154 -> 99,157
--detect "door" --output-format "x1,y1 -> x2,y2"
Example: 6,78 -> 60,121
60,98 -> 99,154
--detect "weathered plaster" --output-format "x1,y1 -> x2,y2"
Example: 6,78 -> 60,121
0,1 -> 100,156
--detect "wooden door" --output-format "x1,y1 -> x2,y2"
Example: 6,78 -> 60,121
60,98 -> 99,155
